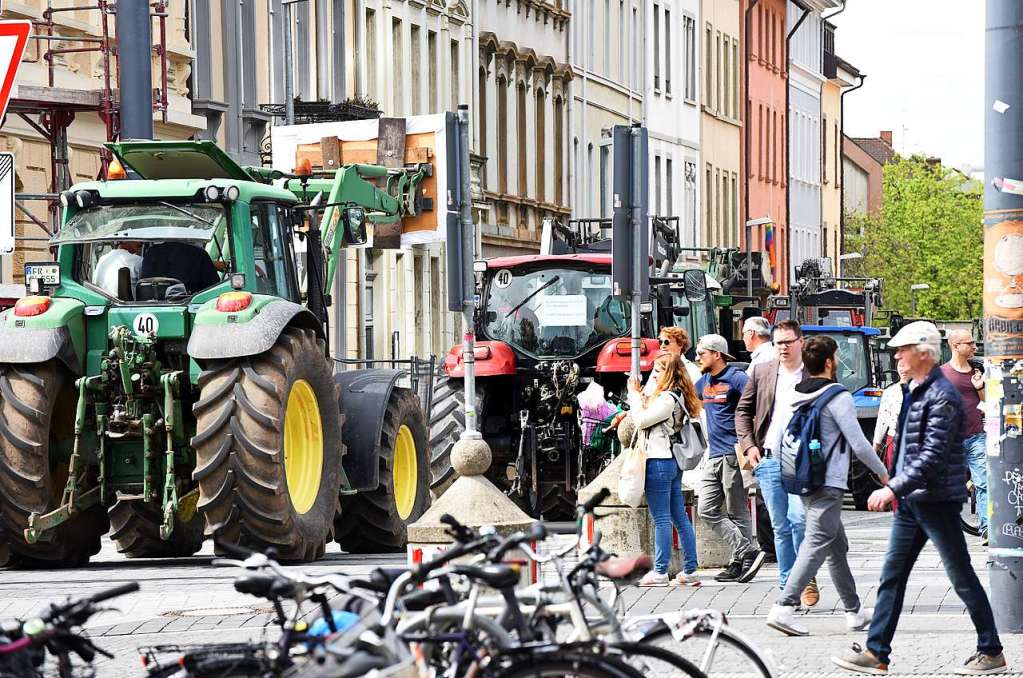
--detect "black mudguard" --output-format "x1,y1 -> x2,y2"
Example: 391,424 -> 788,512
187,300 -> 323,360
0,325 -> 83,375
335,369 -> 404,492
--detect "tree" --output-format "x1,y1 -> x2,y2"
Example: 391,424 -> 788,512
842,156 -> 983,320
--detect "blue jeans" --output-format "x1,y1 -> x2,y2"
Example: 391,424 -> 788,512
645,458 -> 699,574
754,456 -> 806,588
867,500 -> 1002,664
964,433 -> 988,531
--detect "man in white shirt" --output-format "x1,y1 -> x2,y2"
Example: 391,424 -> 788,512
744,316 -> 776,374
736,319 -> 817,603
92,241 -> 142,298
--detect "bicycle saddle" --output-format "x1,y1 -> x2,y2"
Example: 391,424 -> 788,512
450,564 -> 520,589
350,567 -> 410,594
595,555 -> 653,580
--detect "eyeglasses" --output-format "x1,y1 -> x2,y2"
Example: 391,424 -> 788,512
774,338 -> 801,347
956,341 -> 977,347
659,338 -> 672,347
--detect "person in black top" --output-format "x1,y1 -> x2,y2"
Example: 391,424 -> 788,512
140,241 -> 220,293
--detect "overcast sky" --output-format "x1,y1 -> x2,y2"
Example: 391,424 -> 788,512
832,1 -> 985,173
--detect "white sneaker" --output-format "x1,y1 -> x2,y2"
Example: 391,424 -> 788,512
766,604 -> 809,636
846,606 -> 873,631
638,571 -> 670,586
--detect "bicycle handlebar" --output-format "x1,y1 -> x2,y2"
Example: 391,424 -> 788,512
87,582 -> 140,605
582,488 -> 611,515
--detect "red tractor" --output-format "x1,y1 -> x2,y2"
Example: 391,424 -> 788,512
429,220 -> 714,518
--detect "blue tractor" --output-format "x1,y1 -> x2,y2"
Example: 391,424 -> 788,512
800,325 -> 886,509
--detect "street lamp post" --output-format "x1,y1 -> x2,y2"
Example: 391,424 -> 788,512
910,283 -> 930,315
745,216 -> 772,298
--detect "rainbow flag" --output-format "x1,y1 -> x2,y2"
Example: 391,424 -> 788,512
765,222 -> 777,272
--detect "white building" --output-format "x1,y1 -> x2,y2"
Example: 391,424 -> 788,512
786,0 -> 841,272
646,0 -> 702,252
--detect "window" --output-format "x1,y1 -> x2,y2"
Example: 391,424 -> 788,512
721,171 -> 728,244
497,76 -> 508,193
428,31 -> 438,110
517,82 -> 527,196
366,8 -> 377,100
731,172 -> 738,240
705,24 -> 712,107
757,104 -> 763,178
363,251 -> 377,359
705,164 -> 713,244
619,1 -> 626,81
654,155 -> 662,214
757,4 -> 764,59
665,9 -> 671,94
411,25 -> 421,114
633,9 -> 640,87
554,97 -> 565,204
654,4 -> 660,90
536,89 -> 546,202
478,67 -> 487,160
392,18 -> 403,113
605,0 -> 612,75
732,39 -> 739,118
683,14 -> 696,102
822,113 -> 828,184
835,122 -> 841,188
451,40 -> 460,111
588,143 -> 595,214
250,202 -> 299,300
685,161 -> 697,247
666,158 -> 673,216
715,31 -> 721,112
600,146 -> 610,217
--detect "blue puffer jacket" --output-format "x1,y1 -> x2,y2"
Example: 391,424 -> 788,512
888,366 -> 968,503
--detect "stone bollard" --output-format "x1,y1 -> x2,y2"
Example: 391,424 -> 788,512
407,436 -> 536,584
577,418 -> 683,574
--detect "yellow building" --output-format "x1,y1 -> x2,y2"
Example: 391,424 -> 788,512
1,1 -> 203,284
700,0 -> 741,250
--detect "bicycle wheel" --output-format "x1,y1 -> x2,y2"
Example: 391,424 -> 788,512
636,622 -> 773,678
609,641 -> 708,678
496,652 -> 646,678
960,480 -> 982,536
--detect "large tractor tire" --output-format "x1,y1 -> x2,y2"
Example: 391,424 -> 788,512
108,493 -> 204,559
0,362 -> 108,568
428,377 -> 485,490
192,328 -> 342,563
335,389 -> 431,552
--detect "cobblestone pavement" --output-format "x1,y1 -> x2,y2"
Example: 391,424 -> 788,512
1,510 -> 1018,676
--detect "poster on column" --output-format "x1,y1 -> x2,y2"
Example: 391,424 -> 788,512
984,217 -> 1023,357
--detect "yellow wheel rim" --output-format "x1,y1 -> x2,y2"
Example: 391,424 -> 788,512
284,379 -> 323,515
393,424 -> 418,521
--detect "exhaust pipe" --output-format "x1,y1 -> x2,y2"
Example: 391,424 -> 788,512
117,0 -> 154,140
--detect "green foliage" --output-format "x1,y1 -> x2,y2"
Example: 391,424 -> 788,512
842,156 -> 982,320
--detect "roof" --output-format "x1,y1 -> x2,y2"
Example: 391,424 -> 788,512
835,56 -> 862,78
802,325 -> 882,336
849,137 -> 897,166
487,253 -> 613,269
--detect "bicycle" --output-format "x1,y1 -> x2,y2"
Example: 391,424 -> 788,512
0,582 -> 139,678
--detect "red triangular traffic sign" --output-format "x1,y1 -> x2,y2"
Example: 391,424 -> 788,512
0,21 -> 31,125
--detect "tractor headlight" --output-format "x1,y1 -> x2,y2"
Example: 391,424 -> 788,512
225,185 -> 240,202
204,186 -> 221,202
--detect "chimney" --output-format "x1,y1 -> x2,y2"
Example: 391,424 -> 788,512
880,130 -> 893,147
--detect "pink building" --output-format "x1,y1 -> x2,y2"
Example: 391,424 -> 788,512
742,0 -> 789,292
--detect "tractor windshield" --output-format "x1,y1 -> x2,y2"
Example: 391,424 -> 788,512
58,203 -> 230,302
484,267 -> 630,358
808,331 -> 871,394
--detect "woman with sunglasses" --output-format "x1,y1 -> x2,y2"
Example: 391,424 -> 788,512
627,353 -> 703,585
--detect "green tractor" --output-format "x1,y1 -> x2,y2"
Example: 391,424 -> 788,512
0,140 -> 434,567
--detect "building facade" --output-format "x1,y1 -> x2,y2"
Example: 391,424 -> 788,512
477,1 -> 572,255
700,0 -> 741,253
820,49 -> 859,267
646,0 -> 701,253
742,0 -> 788,289
843,131 -> 894,217
1,2 -> 201,284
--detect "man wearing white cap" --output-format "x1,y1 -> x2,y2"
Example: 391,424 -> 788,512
834,321 -> 1006,676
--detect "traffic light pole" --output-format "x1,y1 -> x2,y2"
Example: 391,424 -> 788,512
984,0 -> 1023,633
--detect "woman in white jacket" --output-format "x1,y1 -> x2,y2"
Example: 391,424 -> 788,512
628,353 -> 703,586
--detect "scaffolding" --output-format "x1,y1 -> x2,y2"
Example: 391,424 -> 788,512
9,0 -> 170,239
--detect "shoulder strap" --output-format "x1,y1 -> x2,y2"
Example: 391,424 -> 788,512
809,383 -> 847,415
664,389 -> 688,428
